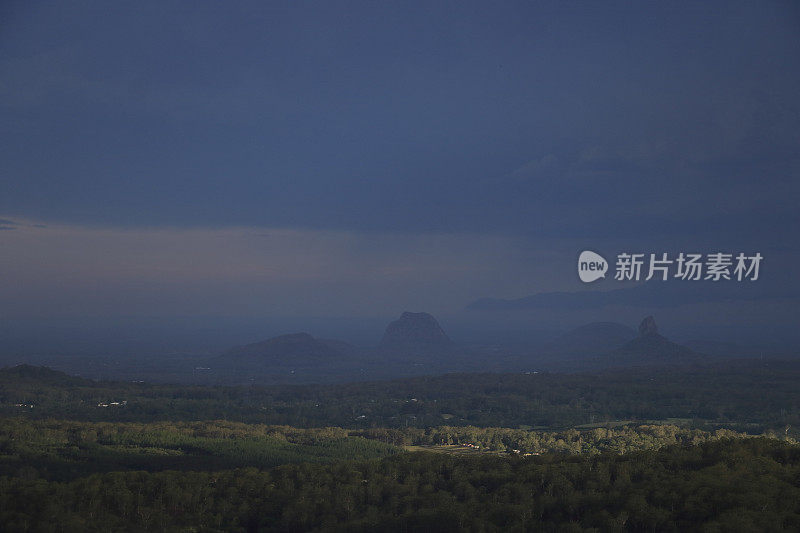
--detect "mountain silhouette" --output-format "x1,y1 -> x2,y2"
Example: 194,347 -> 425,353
378,312 -> 454,354
212,333 -> 352,373
0,364 -> 90,386
606,316 -> 702,366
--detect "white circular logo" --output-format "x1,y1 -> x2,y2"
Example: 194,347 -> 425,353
578,250 -> 608,283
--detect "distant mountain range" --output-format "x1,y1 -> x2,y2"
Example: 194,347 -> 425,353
206,312 -> 466,381
466,279 -> 788,311
213,312 -> 454,367
205,311 -> 712,380
1,308 -> 775,386
0,310 -> 782,385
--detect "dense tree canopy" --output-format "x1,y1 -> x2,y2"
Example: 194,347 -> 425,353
1,438 -> 798,532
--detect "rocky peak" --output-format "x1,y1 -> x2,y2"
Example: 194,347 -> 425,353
608,315 -> 700,364
379,311 -> 452,350
638,316 -> 659,337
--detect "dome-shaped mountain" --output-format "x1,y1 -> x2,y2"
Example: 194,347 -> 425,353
207,332 -> 362,381
378,312 -> 453,353
220,332 -> 346,362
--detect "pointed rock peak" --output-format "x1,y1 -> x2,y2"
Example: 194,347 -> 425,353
638,316 -> 659,337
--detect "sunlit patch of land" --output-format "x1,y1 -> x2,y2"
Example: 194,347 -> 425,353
403,444 -> 532,456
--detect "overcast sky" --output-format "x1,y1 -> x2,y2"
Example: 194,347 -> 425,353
1,1 -> 798,342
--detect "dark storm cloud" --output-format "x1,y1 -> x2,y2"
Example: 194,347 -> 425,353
1,1 -> 797,241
